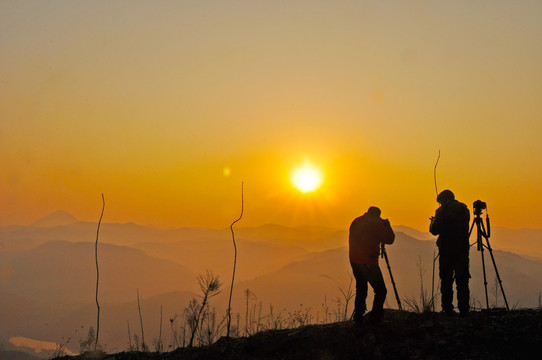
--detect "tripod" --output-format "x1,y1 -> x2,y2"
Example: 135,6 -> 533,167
469,203 -> 509,310
381,244 -> 402,311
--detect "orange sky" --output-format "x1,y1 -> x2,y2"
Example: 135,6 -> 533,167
1,1 -> 541,231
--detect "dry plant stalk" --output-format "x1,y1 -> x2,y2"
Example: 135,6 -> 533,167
188,271 -> 222,347
127,320 -> 133,351
137,289 -> 146,351
95,193 -> 105,351
158,305 -> 163,352
403,257 -> 435,313
432,150 -> 440,311
338,272 -> 355,321
434,149 -> 440,196
227,182 -> 244,337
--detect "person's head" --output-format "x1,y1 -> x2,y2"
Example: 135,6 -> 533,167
367,206 -> 382,218
437,189 -> 455,205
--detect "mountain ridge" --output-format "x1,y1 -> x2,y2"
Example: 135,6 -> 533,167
31,211 -> 78,228
2,221 -> 542,356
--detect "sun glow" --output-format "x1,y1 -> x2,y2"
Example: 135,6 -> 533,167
291,162 -> 324,193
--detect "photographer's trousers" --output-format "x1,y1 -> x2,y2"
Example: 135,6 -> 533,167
351,262 -> 387,322
439,250 -> 470,313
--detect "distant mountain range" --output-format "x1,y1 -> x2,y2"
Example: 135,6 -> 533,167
30,211 -> 78,228
1,211 -> 541,356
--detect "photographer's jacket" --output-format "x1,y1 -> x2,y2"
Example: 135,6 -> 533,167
430,199 -> 470,253
349,213 -> 395,265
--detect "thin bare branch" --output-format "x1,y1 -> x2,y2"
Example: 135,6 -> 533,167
227,182 -> 244,337
95,193 -> 105,350
137,289 -> 147,351
434,150 -> 440,197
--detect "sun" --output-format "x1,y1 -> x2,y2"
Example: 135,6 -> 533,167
291,162 -> 324,193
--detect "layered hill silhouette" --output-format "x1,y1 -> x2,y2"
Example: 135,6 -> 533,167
235,232 -> 542,313
30,211 -> 78,228
1,211 -> 542,357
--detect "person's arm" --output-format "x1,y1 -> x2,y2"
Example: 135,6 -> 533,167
462,205 -> 471,235
378,218 -> 395,244
429,209 -> 442,235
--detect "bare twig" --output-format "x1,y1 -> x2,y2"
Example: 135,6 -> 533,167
158,305 -> 163,352
127,320 -> 133,351
137,289 -> 147,351
95,193 -> 105,350
434,150 -> 440,197
403,257 -> 436,313
227,182 -> 244,337
432,151 -> 440,311
321,272 -> 355,321
189,272 -> 222,347
337,273 -> 355,320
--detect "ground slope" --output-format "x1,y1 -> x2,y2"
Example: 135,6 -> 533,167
55,309 -> 542,360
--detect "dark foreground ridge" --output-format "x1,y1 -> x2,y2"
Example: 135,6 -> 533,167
55,309 -> 542,360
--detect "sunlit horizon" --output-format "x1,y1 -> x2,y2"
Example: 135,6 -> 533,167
2,3 -> 542,356
1,1 -> 541,232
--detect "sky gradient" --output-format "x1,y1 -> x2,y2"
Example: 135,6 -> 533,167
2,1 -> 541,230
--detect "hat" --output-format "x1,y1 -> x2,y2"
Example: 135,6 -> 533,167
437,190 -> 455,204
367,206 -> 382,217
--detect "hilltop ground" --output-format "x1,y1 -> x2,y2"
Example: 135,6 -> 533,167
55,308 -> 542,360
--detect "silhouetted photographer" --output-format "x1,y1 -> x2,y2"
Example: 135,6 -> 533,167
430,190 -> 471,316
349,206 -> 395,325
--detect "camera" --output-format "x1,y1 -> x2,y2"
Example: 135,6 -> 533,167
473,200 -> 487,216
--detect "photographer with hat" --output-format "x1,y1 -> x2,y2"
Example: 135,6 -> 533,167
430,190 -> 471,316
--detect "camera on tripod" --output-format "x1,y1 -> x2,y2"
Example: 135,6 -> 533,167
473,200 -> 487,216
468,199 -> 510,310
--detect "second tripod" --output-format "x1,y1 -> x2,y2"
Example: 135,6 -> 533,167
381,243 -> 402,311
469,200 -> 509,310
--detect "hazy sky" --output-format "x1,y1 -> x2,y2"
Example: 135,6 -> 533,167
2,1 -> 541,230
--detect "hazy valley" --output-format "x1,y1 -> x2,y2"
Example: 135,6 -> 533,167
1,211 -> 542,358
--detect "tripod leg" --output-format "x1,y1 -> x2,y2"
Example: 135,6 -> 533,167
480,241 -> 490,310
484,240 -> 510,310
475,220 -> 490,310
383,251 -> 402,311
